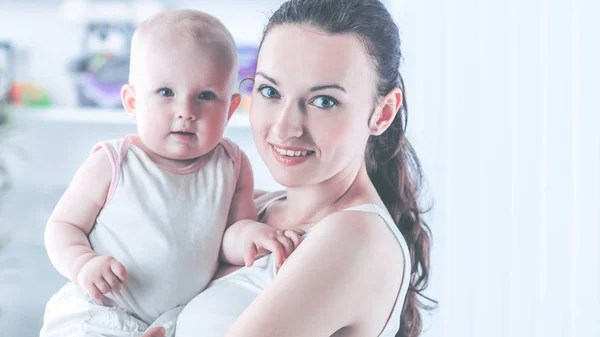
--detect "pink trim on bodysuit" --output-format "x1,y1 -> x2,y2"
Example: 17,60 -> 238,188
155,156 -> 208,175
119,135 -> 135,162
218,138 -> 241,183
90,138 -> 131,206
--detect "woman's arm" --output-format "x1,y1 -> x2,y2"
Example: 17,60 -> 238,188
224,210 -> 406,337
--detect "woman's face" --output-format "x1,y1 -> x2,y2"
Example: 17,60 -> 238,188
249,24 -> 378,187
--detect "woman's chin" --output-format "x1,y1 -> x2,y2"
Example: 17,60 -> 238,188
270,171 -> 311,188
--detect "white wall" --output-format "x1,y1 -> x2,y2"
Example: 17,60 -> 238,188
391,0 -> 600,336
0,1 -> 82,106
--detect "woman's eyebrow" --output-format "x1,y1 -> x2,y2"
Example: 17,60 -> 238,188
256,72 -> 346,93
309,84 -> 346,93
256,72 -> 278,85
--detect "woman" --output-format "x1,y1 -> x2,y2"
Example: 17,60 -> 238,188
144,0 -> 434,336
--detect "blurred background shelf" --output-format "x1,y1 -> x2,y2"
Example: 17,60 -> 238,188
8,106 -> 251,128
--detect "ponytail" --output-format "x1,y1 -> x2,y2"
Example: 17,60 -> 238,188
365,82 -> 436,337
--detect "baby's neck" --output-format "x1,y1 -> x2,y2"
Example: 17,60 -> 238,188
133,136 -> 202,170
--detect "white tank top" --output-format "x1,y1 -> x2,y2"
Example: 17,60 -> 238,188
88,134 -> 241,324
175,191 -> 411,336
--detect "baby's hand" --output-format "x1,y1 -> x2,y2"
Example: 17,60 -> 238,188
76,255 -> 128,300
243,223 -> 305,267
140,326 -> 165,337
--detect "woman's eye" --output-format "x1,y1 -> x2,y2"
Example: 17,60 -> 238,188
157,88 -> 174,97
258,86 -> 281,99
198,91 -> 216,100
311,96 -> 338,109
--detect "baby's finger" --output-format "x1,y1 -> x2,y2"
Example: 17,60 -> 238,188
256,247 -> 270,257
262,240 -> 285,267
141,326 -> 166,337
245,243 -> 258,267
291,228 -> 306,236
276,232 -> 294,258
284,230 -> 304,249
85,283 -> 103,301
103,271 -> 122,292
110,260 -> 128,283
94,278 -> 112,295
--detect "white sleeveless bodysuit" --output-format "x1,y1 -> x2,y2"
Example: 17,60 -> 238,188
41,134 -> 241,337
175,191 -> 412,337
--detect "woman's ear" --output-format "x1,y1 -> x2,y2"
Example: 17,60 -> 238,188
121,84 -> 137,117
369,88 -> 403,135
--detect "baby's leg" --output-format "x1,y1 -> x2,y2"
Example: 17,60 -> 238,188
40,283 -> 149,337
147,306 -> 185,337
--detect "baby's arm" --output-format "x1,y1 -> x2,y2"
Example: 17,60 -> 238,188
219,151 -> 258,266
45,149 -> 126,299
225,151 -> 258,227
219,152 -> 304,267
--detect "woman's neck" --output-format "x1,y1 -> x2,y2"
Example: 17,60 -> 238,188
281,163 -> 375,228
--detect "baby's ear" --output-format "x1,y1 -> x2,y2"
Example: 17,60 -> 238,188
121,84 -> 137,117
227,93 -> 242,121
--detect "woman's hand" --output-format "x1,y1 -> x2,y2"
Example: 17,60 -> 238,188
140,326 -> 165,337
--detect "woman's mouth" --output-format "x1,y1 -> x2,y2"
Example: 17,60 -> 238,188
272,145 -> 314,157
270,144 -> 314,166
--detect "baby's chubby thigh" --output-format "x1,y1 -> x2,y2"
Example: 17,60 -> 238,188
40,283 -> 149,337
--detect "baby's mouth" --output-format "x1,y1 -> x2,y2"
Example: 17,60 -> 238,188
170,131 -> 197,142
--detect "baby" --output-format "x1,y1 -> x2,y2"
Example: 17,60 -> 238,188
40,10 -> 302,337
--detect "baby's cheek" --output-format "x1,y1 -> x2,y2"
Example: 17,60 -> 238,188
200,117 -> 226,144
145,118 -> 167,138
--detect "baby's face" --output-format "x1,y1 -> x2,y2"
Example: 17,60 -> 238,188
129,35 -> 237,163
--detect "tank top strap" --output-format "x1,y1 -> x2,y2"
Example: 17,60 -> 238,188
254,190 -> 287,219
341,204 -> 412,336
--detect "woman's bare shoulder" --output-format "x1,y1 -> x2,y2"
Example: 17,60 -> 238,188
299,208 -> 406,332
309,208 -> 405,274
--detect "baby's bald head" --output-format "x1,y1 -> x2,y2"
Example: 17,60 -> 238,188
129,10 -> 238,89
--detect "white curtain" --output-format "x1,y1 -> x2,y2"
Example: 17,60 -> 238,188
389,0 -> 600,336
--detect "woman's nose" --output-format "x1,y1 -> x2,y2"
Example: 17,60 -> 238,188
271,102 -> 303,140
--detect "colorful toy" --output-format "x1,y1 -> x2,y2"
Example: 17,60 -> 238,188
10,82 -> 51,107
69,22 -> 134,108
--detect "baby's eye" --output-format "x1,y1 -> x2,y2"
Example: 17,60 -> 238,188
198,91 -> 216,100
157,88 -> 174,97
258,85 -> 281,99
310,96 -> 338,109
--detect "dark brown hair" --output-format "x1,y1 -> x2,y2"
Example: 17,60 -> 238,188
259,1 -> 436,336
